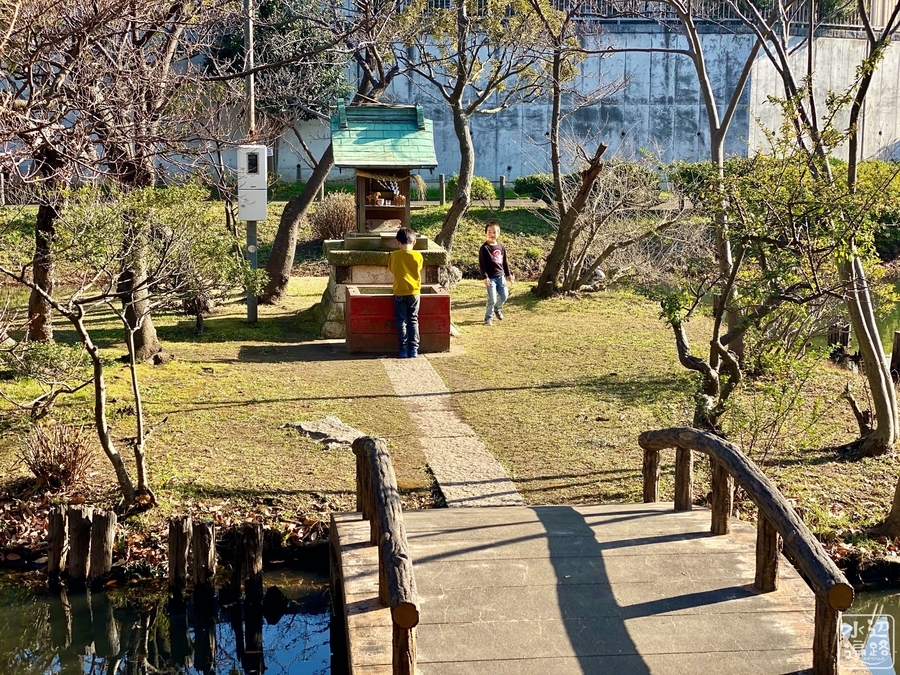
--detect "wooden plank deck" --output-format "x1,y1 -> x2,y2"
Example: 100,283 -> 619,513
332,502 -> 822,675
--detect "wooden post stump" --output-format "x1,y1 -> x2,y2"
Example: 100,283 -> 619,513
499,175 -> 506,210
710,459 -> 734,535
754,515 -> 782,592
439,174 -> 446,205
66,505 -> 94,584
168,516 -> 193,592
89,510 -> 117,584
642,449 -> 660,503
674,447 -> 693,511
48,506 -> 68,579
242,522 -> 264,604
192,521 -> 217,593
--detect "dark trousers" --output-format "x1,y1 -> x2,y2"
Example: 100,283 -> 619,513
393,294 -> 420,353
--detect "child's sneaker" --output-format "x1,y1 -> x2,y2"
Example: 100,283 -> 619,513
398,349 -> 408,358
409,349 -> 418,358
484,318 -> 492,326
494,309 -> 504,321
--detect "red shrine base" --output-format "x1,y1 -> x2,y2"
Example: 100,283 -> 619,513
344,285 -> 451,354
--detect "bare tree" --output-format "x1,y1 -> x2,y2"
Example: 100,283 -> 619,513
393,0 -> 554,254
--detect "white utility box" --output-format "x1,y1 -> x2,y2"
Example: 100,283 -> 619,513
237,144 -> 268,221
238,189 -> 267,222
237,145 -> 268,190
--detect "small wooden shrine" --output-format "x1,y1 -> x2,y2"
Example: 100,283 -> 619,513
317,101 -> 449,350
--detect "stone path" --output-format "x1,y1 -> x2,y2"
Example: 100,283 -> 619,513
380,355 -> 524,507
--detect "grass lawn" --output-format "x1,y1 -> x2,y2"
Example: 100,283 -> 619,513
0,203 -> 898,575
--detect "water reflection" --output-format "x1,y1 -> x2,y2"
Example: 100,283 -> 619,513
0,570 -> 344,675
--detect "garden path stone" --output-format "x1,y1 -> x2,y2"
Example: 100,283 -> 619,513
380,356 -> 525,507
287,416 -> 365,448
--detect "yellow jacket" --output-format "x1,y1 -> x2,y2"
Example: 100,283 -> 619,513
388,249 -> 424,296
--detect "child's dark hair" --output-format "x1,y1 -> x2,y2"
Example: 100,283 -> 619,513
485,220 -> 499,232
396,227 -> 416,245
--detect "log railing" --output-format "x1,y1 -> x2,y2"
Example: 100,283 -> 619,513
352,436 -> 420,675
639,427 -> 853,675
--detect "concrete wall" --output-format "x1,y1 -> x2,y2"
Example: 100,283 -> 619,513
747,33 -> 900,161
267,24 -> 900,185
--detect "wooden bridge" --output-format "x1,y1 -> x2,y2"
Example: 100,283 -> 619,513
331,429 -> 857,675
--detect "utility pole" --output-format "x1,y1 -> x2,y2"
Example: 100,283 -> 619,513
244,0 -> 258,324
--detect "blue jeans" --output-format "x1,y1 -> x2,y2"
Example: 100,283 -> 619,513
485,276 -> 508,320
393,294 -> 420,353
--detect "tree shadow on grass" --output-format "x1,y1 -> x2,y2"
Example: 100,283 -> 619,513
157,306 -> 323,345
574,372 -> 690,407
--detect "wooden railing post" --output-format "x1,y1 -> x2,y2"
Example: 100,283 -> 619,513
674,447 -> 693,511
813,596 -> 840,675
393,623 -> 417,675
642,448 -> 660,502
710,459 -> 733,535
754,515 -> 781,592
638,426 -> 854,673
353,436 -> 420,675
353,437 -> 375,524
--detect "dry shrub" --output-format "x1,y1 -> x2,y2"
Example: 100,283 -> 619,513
18,422 -> 95,488
309,191 -> 356,240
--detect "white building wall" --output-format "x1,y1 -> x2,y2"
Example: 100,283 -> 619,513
270,24 -> 900,185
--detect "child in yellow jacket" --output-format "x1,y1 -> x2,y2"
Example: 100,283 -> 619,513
387,228 -> 424,358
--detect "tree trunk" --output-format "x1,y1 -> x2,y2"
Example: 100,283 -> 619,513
434,105 -> 473,255
260,143 -> 334,303
72,309 -> 136,504
535,145 -> 609,298
121,242 -> 166,363
28,200 -> 57,341
843,257 -> 898,457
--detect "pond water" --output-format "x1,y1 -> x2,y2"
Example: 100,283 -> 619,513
0,568 -> 347,675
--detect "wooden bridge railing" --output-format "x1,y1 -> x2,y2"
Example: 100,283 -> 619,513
638,427 -> 854,675
352,436 -> 420,675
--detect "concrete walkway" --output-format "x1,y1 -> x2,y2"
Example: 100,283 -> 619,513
380,355 -> 524,507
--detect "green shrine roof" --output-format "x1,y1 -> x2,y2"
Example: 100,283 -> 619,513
331,101 -> 438,169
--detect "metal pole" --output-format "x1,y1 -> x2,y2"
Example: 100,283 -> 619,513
244,0 -> 255,136
247,222 -> 258,323
244,0 -> 257,324
499,175 -> 505,211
